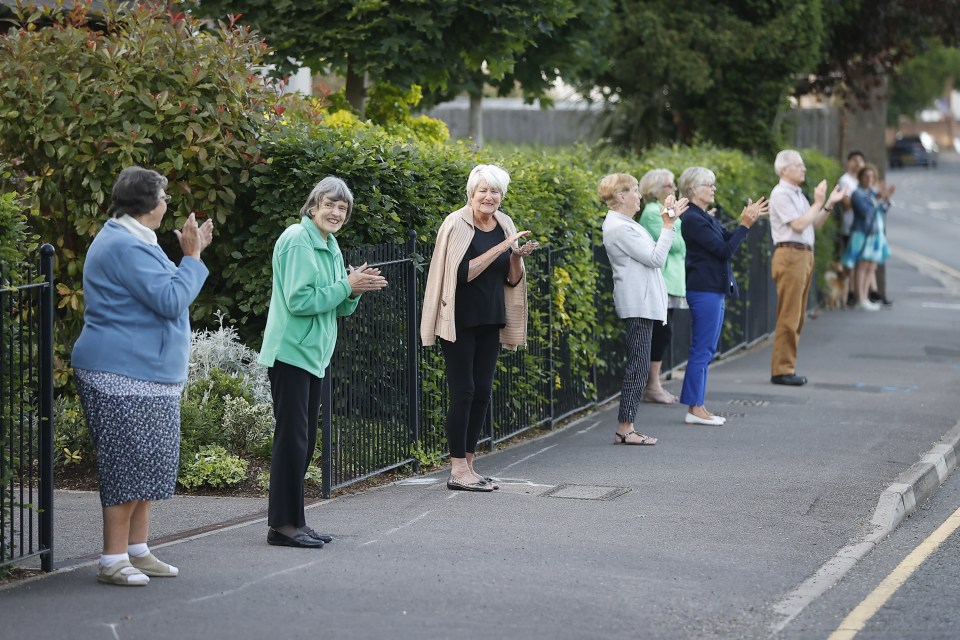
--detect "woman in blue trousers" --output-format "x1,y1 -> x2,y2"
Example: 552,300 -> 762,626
678,167 -> 768,426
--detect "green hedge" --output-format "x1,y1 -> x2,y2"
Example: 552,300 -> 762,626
209,120 -> 840,349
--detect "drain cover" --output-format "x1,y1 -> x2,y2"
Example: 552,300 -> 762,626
727,399 -> 770,406
540,484 -> 630,501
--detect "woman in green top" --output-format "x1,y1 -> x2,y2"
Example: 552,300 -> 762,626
258,176 -> 388,548
637,169 -> 686,404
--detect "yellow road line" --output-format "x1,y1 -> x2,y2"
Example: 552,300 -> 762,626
892,246 -> 960,282
828,505 -> 960,640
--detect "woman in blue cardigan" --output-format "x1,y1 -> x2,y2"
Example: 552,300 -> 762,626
841,163 -> 894,310
677,167 -> 767,426
72,167 -> 213,586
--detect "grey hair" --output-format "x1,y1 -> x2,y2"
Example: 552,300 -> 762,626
466,164 -> 510,202
638,168 -> 675,203
300,176 -> 354,222
677,167 -> 716,201
774,150 -> 802,177
108,166 -> 168,218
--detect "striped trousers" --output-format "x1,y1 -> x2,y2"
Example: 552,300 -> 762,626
618,317 -> 654,424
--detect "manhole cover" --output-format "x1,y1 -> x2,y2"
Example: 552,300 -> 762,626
727,399 -> 770,406
540,484 -> 630,501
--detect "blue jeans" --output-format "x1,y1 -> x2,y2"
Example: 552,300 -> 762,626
679,291 -> 725,407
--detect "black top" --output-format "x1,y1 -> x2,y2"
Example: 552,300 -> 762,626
455,224 -> 511,329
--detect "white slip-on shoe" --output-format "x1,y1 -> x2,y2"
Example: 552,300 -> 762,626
684,413 -> 724,426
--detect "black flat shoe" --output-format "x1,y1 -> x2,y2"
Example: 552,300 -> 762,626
771,373 -> 807,386
303,528 -> 333,543
267,527 -> 324,548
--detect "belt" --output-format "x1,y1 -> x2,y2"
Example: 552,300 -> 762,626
776,242 -> 812,251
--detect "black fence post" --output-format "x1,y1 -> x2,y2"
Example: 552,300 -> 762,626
405,230 -> 421,472
546,247 -> 555,428
38,244 -> 54,572
320,364 -> 333,499
485,398 -> 494,452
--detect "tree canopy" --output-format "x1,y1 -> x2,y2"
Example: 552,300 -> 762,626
190,0 -> 590,117
887,44 -> 960,124
188,0 -> 960,152
806,0 -> 960,108
586,0 -> 824,154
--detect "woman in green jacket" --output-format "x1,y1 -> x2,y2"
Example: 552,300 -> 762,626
258,176 -> 387,548
637,169 -> 686,404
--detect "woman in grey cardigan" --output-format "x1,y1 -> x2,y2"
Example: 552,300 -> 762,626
599,173 -> 688,445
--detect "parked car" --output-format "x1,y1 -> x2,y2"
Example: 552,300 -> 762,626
889,135 -> 939,168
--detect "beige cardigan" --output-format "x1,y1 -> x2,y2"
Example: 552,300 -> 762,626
420,205 -> 528,349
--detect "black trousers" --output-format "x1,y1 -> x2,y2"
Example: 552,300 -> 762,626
439,325 -> 500,458
649,308 -> 674,362
267,360 -> 321,529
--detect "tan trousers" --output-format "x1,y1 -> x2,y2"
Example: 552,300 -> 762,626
771,247 -> 814,376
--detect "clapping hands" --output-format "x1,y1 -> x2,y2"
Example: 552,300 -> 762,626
815,180 -> 845,209
174,212 -> 214,259
347,263 -> 388,297
740,197 -> 769,228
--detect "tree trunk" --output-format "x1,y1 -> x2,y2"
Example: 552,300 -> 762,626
468,91 -> 484,149
944,76 -> 956,149
840,73 -> 888,176
345,62 -> 366,118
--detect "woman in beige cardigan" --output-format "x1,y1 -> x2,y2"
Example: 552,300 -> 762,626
420,165 -> 539,492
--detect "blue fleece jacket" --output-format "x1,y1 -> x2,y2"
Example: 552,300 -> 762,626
71,220 -> 209,383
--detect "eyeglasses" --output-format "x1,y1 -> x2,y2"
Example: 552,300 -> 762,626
160,194 -> 172,203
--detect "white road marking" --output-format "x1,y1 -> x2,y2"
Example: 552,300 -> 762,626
576,420 -> 602,435
496,444 -> 558,472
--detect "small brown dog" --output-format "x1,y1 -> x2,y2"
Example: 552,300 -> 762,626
823,261 -> 849,310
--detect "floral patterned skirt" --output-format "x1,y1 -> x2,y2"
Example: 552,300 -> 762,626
74,369 -> 183,508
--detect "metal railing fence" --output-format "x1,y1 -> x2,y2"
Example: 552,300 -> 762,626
1,244 -> 55,572
318,229 -> 788,497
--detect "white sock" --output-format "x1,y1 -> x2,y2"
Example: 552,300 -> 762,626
100,552 -> 128,568
128,543 -> 150,558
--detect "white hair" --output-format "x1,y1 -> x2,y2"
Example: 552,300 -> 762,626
677,166 -> 716,201
466,164 -> 510,201
300,175 -> 354,221
774,150 -> 802,177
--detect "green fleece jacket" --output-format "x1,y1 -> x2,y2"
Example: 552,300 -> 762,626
258,216 -> 360,378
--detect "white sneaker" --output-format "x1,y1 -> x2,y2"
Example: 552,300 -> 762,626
857,300 -> 880,311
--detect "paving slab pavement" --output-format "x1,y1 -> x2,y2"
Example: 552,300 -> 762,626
2,252 -> 959,640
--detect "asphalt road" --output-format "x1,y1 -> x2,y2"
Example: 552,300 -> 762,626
779,152 -> 960,640
2,155 -> 959,640
884,153 -> 960,274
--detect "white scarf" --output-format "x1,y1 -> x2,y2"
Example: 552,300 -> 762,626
115,214 -> 159,246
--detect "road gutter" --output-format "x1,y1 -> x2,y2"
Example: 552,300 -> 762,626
770,419 -> 960,632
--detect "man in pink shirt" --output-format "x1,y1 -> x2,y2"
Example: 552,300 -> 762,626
768,150 -> 844,386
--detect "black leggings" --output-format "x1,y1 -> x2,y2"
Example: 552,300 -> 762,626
649,308 -> 674,362
439,325 -> 500,458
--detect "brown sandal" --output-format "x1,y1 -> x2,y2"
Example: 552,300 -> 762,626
613,430 -> 658,445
